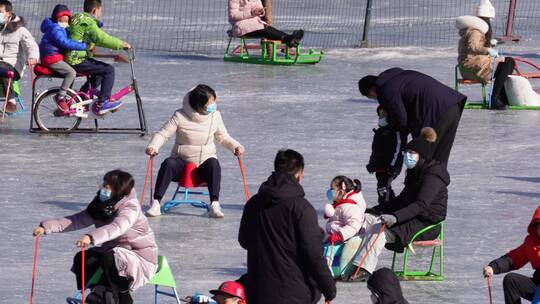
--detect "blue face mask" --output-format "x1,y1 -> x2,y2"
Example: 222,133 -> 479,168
205,103 -> 217,114
378,118 -> 388,127
326,189 -> 336,202
99,188 -> 112,202
0,12 -> 6,25
404,152 -> 418,169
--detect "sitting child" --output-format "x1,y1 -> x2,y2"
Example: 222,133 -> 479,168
39,4 -> 88,111
324,175 -> 366,244
33,170 -> 158,304
0,0 -> 39,113
65,0 -> 131,115
184,281 -> 246,304
484,206 -> 540,304
228,0 -> 304,47
365,105 -> 407,204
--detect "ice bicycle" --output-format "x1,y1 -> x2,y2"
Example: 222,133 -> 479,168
29,48 -> 148,135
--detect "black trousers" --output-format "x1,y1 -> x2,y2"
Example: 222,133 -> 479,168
375,172 -> 395,204
503,273 -> 536,304
244,26 -> 287,41
491,57 -> 516,108
72,248 -> 132,304
431,101 -> 465,165
154,157 -> 221,202
0,62 -> 20,100
73,58 -> 115,101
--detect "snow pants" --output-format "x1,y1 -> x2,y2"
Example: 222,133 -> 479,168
502,272 -> 536,304
351,214 -> 390,273
154,156 -> 221,202
72,247 -> 133,304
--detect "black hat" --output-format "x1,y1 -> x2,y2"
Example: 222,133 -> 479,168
404,127 -> 437,160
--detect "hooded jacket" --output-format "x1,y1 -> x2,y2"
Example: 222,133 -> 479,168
367,125 -> 406,175
147,92 -> 243,165
489,206 -> 540,275
456,15 -> 501,82
370,160 -> 449,247
367,268 -> 409,304
40,190 -> 158,291
39,17 -> 88,65
376,68 -> 467,138
65,12 -> 124,65
0,15 -> 39,76
239,172 -> 336,304
325,190 -> 367,241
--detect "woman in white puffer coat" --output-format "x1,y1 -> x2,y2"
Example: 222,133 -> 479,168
324,176 -> 367,244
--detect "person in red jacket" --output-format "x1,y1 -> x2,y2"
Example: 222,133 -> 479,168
484,206 -> 540,304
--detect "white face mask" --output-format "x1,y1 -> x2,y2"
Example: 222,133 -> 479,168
58,22 -> 69,29
0,12 -> 6,25
378,118 -> 388,127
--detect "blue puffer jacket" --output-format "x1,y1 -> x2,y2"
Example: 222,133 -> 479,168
39,18 -> 87,65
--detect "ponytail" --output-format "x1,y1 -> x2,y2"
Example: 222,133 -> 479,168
330,176 -> 362,193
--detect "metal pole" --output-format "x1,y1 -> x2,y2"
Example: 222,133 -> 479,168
497,0 -> 521,43
360,0 -> 373,48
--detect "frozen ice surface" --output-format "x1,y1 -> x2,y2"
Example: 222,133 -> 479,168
2,45 -> 540,303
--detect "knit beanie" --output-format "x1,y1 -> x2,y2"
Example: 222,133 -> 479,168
476,0 -> 495,18
51,4 -> 72,22
404,127 -> 437,160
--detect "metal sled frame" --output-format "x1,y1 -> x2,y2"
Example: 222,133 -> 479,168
29,50 -> 148,135
391,222 -> 444,281
162,186 -> 210,213
224,36 -> 324,65
459,59 -> 540,110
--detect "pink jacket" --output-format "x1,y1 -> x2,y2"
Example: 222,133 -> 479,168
40,190 -> 158,291
325,191 -> 367,241
228,0 -> 266,37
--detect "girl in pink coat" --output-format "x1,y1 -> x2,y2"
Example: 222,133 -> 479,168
324,176 -> 367,244
33,170 -> 158,304
228,0 -> 304,47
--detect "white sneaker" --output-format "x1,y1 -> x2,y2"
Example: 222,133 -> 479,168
146,199 -> 162,217
208,201 -> 224,218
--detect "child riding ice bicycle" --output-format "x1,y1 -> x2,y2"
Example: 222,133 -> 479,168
39,4 -> 88,112
65,0 -> 131,115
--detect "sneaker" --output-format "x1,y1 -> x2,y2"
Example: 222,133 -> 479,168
4,98 -> 16,113
146,199 -> 162,217
92,100 -> 124,115
208,201 -> 224,218
54,94 -> 70,112
341,267 -> 371,282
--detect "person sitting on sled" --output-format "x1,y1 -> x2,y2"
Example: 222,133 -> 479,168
184,281 -> 246,304
145,84 -> 245,219
0,0 -> 39,113
324,175 -> 366,244
343,128 -> 449,282
65,0 -> 132,115
33,170 -> 158,304
365,105 -> 407,204
456,0 -> 515,109
39,4 -> 88,112
484,206 -> 540,304
228,0 -> 304,48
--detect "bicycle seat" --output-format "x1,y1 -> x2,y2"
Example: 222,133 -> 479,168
34,64 -> 88,78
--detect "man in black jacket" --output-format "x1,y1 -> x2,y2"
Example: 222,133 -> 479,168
238,149 -> 336,304
358,68 -> 467,165
345,128 -> 449,281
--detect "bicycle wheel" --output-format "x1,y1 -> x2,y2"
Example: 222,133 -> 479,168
33,88 -> 82,132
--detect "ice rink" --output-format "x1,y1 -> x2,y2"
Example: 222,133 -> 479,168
2,45 -> 540,303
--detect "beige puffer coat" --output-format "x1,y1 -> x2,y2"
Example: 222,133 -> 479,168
456,15 -> 501,82
147,92 -> 243,165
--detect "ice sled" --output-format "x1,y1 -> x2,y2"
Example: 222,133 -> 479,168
224,34 -> 324,65
323,236 -> 362,278
161,162 -> 210,214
